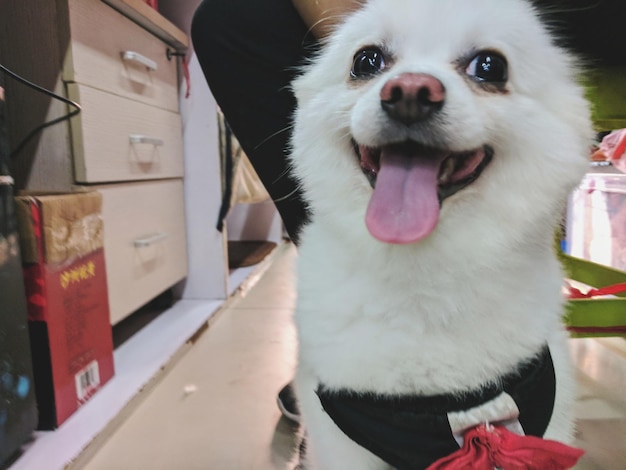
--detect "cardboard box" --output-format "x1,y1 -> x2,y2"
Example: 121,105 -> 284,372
15,191 -> 114,429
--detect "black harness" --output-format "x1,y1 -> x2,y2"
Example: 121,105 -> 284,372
316,346 -> 555,470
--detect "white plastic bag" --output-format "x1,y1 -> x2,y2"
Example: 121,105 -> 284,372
598,129 -> 626,173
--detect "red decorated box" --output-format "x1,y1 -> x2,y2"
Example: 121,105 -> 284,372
15,192 -> 114,429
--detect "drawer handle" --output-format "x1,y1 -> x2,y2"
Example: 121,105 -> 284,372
121,51 -> 158,71
134,232 -> 169,248
129,134 -> 164,146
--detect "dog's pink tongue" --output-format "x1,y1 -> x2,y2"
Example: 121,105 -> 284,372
366,147 -> 444,244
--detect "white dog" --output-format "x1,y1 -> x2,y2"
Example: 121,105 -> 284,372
289,0 -> 592,468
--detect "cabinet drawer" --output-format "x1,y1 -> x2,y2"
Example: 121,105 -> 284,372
96,180 -> 188,324
65,0 -> 179,112
69,83 -> 183,184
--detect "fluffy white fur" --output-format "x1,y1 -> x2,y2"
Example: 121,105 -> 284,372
289,0 -> 593,468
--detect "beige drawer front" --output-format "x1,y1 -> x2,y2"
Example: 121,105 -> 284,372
96,180 -> 188,324
68,83 -> 183,184
65,0 -> 179,112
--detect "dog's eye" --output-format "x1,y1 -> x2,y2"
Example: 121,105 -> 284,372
466,51 -> 508,83
351,47 -> 386,79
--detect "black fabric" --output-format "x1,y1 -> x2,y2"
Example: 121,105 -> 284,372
317,347 -> 555,470
508,346 -> 556,437
532,0 -> 626,66
191,0 -> 315,244
216,118 -> 234,233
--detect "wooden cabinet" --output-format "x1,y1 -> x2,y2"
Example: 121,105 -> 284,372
0,0 -> 189,324
68,83 -> 184,183
96,180 -> 188,324
65,0 -> 180,113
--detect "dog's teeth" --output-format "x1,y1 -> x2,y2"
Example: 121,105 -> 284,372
439,158 -> 455,184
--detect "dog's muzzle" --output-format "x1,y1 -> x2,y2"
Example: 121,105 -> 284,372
353,140 -> 492,244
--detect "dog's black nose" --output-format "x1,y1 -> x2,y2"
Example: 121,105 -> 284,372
380,73 -> 445,125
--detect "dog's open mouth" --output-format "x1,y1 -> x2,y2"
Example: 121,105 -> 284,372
353,140 -> 493,244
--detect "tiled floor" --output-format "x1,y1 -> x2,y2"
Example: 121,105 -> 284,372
84,243 -> 626,469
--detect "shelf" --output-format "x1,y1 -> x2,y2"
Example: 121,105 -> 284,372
101,0 -> 188,50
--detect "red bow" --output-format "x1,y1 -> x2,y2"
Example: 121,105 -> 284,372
426,424 -> 584,470
567,281 -> 626,299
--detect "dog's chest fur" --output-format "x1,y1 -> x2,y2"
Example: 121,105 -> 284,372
295,221 -> 562,396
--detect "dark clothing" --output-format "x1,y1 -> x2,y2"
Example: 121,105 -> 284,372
533,0 -> 625,67
191,0 -> 316,243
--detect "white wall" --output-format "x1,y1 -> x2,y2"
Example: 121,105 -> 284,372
160,0 -> 228,299
179,55 -> 229,299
